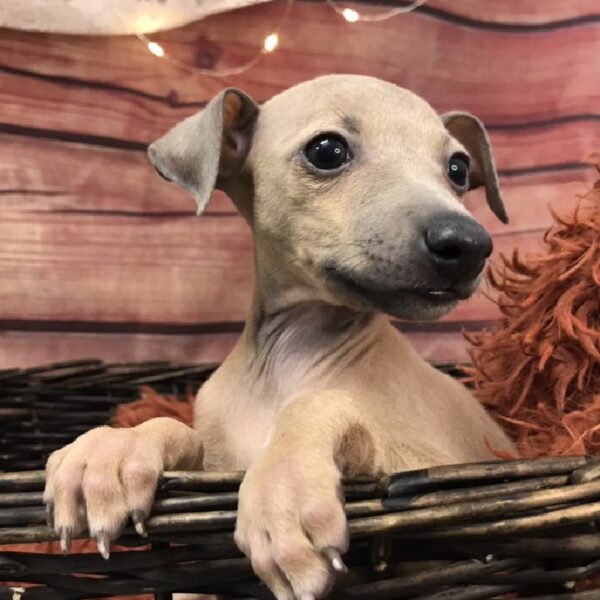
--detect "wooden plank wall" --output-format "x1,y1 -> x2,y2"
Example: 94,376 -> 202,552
0,0 -> 598,368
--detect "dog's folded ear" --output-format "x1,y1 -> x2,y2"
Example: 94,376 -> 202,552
148,88 -> 259,215
442,112 -> 508,224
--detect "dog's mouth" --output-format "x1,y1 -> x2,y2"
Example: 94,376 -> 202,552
323,263 -> 474,309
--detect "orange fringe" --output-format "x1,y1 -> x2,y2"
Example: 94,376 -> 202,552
465,164 -> 600,459
110,386 -> 195,429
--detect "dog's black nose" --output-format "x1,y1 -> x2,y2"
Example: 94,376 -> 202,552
424,215 -> 493,281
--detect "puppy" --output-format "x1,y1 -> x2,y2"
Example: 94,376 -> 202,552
45,75 -> 513,600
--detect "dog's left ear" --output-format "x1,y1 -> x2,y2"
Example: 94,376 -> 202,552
148,88 -> 259,214
442,112 -> 508,224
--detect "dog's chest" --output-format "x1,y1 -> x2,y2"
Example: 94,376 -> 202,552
195,354 -> 329,470
195,383 -> 280,470
194,318 -> 508,471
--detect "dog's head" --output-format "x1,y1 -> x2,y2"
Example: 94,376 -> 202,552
149,75 -> 507,320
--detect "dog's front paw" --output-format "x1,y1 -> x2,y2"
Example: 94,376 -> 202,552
44,426 -> 162,557
235,449 -> 348,600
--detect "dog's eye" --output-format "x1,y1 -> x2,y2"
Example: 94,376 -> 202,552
304,134 -> 350,171
448,153 -> 470,188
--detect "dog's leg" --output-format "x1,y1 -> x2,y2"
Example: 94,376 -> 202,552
234,390 -> 384,600
44,417 -> 204,556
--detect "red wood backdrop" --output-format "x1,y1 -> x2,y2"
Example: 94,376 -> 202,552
1,0 -> 598,368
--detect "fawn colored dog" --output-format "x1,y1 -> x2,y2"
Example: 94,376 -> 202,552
45,75 -> 513,600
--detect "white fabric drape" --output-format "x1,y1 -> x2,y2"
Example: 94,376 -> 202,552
0,0 -> 270,34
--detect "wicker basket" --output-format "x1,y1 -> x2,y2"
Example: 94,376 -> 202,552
1,360 -> 600,599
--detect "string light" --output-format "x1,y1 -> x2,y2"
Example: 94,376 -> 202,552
329,0 -> 428,23
133,0 -> 428,77
147,41 -> 165,57
132,0 -> 293,77
263,32 -> 279,52
342,8 -> 360,22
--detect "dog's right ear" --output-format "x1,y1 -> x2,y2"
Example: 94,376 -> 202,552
442,112 -> 508,224
148,88 -> 259,215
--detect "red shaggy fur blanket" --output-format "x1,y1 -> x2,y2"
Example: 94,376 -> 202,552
465,165 -> 600,458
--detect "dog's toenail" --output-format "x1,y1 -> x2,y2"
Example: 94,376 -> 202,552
59,528 -> 70,555
322,547 -> 348,573
97,533 -> 110,560
131,510 -> 148,538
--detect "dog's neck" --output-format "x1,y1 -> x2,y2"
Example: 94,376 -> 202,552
252,300 -> 372,356
229,241 -> 385,395
242,294 -> 382,394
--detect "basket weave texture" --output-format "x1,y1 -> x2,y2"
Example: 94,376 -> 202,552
1,360 -> 600,599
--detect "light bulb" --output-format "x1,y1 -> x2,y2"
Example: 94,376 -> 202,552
147,41 -> 165,57
263,32 -> 279,52
342,8 -> 360,22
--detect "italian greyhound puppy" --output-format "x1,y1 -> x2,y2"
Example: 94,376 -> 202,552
45,75 -> 513,600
